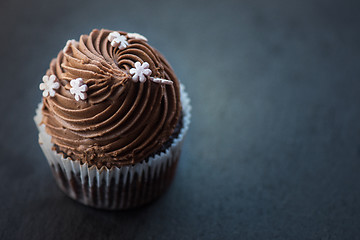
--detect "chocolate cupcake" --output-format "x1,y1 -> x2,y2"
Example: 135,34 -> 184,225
34,29 -> 191,209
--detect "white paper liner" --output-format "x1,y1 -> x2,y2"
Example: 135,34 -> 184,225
34,84 -> 191,209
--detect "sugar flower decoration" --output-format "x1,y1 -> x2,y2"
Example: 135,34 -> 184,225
70,78 -> 88,101
107,31 -> 128,50
63,39 -> 77,53
39,74 -> 60,97
129,62 -> 173,85
127,32 -> 148,41
129,62 -> 152,83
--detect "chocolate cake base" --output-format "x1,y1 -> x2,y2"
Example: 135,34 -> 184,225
50,156 -> 179,209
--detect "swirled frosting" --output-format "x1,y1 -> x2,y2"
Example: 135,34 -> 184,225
41,29 -> 182,168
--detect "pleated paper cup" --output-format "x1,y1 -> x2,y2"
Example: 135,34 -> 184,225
34,84 -> 191,210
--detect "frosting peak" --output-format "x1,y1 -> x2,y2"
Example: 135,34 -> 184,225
41,29 -> 181,167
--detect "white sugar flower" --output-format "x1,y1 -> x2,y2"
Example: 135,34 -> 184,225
107,31 -> 128,50
127,32 -> 148,41
39,74 -> 60,97
129,62 -> 152,83
108,31 -> 121,42
70,78 -> 88,101
63,39 -> 77,53
129,61 -> 173,85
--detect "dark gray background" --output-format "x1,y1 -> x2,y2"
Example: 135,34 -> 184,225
1,0 -> 360,239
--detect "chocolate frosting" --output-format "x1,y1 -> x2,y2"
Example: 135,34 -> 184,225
41,29 -> 181,168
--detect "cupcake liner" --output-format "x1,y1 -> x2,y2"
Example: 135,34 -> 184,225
34,84 -> 191,210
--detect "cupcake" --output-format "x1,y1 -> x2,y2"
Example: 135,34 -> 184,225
34,29 -> 191,209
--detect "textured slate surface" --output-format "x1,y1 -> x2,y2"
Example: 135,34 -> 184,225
1,0 -> 360,239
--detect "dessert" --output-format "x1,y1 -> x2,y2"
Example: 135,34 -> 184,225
34,29 -> 191,209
